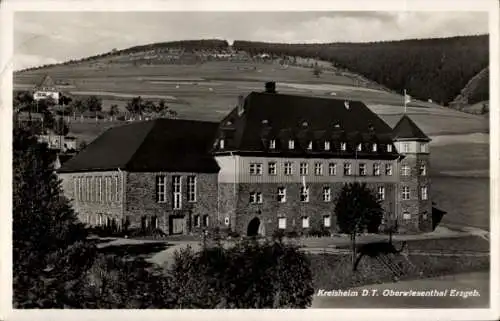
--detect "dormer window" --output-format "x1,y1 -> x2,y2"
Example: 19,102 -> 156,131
226,120 -> 232,126
372,143 -> 377,152
262,119 -> 269,125
269,139 -> 276,149
387,144 -> 393,152
307,141 -> 313,150
340,142 -> 347,151
302,121 -> 308,127
219,139 -> 225,149
324,141 -> 330,151
357,143 -> 362,152
288,140 -> 295,149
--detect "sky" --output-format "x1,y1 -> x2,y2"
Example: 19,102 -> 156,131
13,11 -> 489,70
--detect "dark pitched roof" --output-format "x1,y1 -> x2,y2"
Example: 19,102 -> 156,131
58,119 -> 220,173
214,91 -> 399,159
392,115 -> 431,142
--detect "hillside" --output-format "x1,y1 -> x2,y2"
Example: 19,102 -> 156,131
449,67 -> 489,113
233,35 -> 489,106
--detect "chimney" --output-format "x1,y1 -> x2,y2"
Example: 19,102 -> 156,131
265,81 -> 276,93
237,95 -> 245,116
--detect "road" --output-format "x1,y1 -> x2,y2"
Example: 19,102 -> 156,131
311,271 -> 490,308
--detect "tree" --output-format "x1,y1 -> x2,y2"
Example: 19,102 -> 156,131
86,96 -> 102,112
13,127 -> 90,307
53,117 -> 70,136
312,62 -> 322,78
125,96 -> 145,120
108,104 -> 119,121
334,182 -> 384,270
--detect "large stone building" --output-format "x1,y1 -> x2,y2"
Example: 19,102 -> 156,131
58,83 -> 432,235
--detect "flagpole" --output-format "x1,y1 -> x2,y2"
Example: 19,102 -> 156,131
403,89 -> 407,114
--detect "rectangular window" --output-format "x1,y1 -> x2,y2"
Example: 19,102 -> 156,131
187,176 -> 196,202
157,175 -> 167,203
307,141 -> 313,150
277,187 -> 286,203
340,142 -> 347,151
299,162 -> 308,176
288,140 -> 295,149
323,215 -> 331,227
387,144 -> 393,152
323,186 -> 331,202
219,139 -> 225,149
372,143 -> 377,152
419,164 -> 427,176
324,141 -> 330,151
385,163 -> 393,176
328,163 -> 337,176
402,186 -> 410,200
249,163 -> 263,175
98,177 -> 102,203
302,216 -> 310,228
401,164 -> 411,176
344,162 -> 352,176
250,192 -> 262,204
268,162 -> 277,175
173,176 -> 182,209
420,143 -> 428,153
403,143 -> 410,153
73,178 -> 78,201
373,163 -> 381,176
106,177 -> 112,203
194,215 -> 200,227
114,176 -> 119,202
359,163 -> 367,176
203,215 -> 209,227
357,143 -> 362,152
314,162 -> 323,176
284,162 -> 293,175
421,186 -> 428,200
377,186 -> 385,201
79,177 -> 83,201
269,139 -> 276,149
300,186 -> 309,202
278,217 -> 287,229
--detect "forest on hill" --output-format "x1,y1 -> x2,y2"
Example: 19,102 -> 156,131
233,35 -> 489,106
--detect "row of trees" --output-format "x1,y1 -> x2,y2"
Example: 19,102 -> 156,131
233,35 -> 489,105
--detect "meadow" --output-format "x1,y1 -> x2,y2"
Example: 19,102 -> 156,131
14,60 -> 490,231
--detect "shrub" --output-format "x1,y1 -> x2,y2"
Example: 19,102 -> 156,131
169,239 -> 314,308
307,227 -> 331,238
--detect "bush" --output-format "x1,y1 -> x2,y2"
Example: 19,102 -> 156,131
169,239 -> 314,308
307,227 -> 331,238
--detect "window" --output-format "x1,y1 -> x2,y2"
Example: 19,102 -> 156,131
300,186 -> 309,202
173,176 -> 182,209
401,164 -> 411,176
284,162 -> 293,175
323,186 -> 331,202
307,141 -> 313,150
269,139 -> 276,149
402,186 -> 410,200
323,215 -> 331,227
187,176 -> 196,202
288,140 -> 295,149
302,216 -> 310,228
219,139 -> 225,149
340,142 -> 347,151
421,186 -> 428,200
420,143 -> 428,153
344,162 -> 352,176
203,215 -> 209,227
277,187 -> 286,203
78,177 -> 83,201
157,175 -> 167,203
73,178 -> 78,201
419,163 -> 427,176
328,163 -> 337,176
373,163 -> 381,176
372,143 -> 377,152
250,192 -> 263,204
314,162 -> 323,176
299,162 -> 308,176
357,143 -> 362,152
106,176 -> 112,203
278,217 -> 287,229
359,163 -> 367,176
194,215 -> 200,227
377,186 -> 385,201
324,141 -> 330,151
86,177 -> 91,202
150,216 -> 158,229
403,143 -> 410,153
98,177 -> 102,203
114,176 -> 120,202
385,163 -> 393,176
250,163 -> 263,175
387,144 -> 393,152
268,162 -> 277,175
